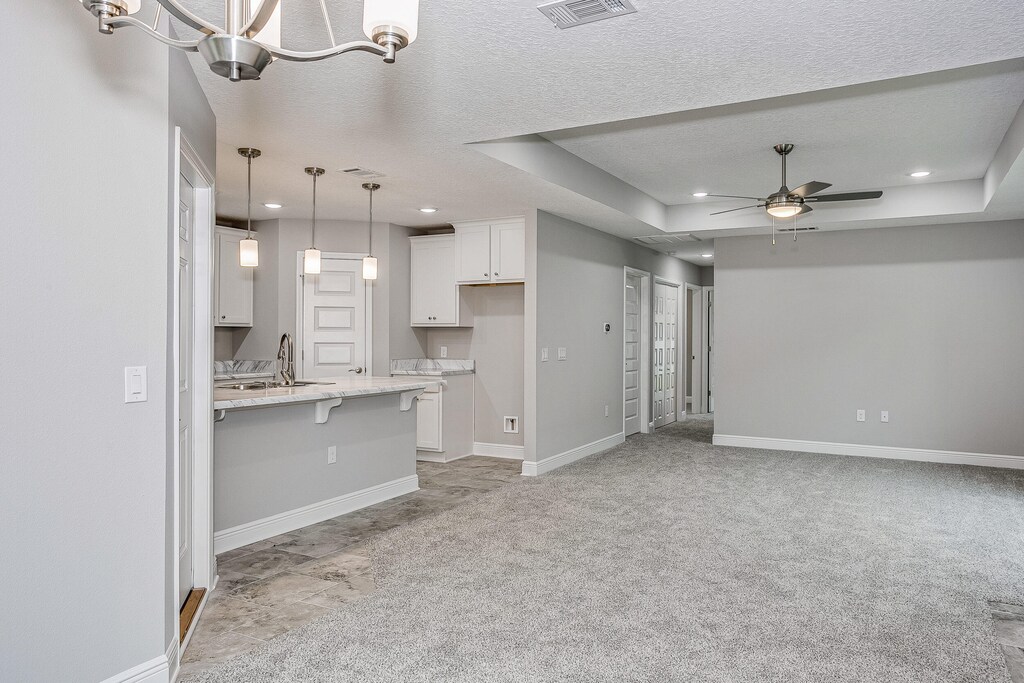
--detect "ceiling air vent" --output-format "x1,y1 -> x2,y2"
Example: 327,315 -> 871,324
538,0 -> 638,29
634,234 -> 700,246
775,226 -> 819,233
340,167 -> 386,180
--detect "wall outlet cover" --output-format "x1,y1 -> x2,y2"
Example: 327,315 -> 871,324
856,409 -> 866,422
541,347 -> 549,362
557,347 -> 567,361
440,345 -> 448,358
881,410 -> 889,423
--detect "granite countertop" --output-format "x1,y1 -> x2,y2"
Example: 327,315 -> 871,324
214,376 -> 442,410
390,359 -> 475,376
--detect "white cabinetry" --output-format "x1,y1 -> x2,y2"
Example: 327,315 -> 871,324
215,226 -> 253,327
413,374 -> 474,461
453,218 -> 526,284
410,235 -> 472,327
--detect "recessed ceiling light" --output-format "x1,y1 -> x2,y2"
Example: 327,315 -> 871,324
692,192 -> 708,198
263,202 -> 283,209
419,207 -> 438,213
701,253 -> 713,258
909,171 -> 931,178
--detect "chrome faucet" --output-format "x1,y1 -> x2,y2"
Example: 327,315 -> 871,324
277,333 -> 295,386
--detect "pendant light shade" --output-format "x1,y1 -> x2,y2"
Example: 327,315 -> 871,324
240,238 -> 260,267
363,0 -> 419,44
362,182 -> 380,281
304,166 -> 325,275
238,147 -> 261,268
304,248 -> 322,275
362,256 -> 378,280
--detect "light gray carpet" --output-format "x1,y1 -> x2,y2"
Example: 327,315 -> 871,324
185,416 -> 1024,682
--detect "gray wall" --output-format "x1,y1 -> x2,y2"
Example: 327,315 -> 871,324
232,220 -> 425,371
214,396 -> 416,532
713,221 -> 1024,456
529,211 -> 702,462
700,265 -> 715,286
426,285 -> 526,447
0,2 -> 188,680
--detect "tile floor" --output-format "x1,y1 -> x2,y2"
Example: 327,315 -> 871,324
179,456 -> 523,678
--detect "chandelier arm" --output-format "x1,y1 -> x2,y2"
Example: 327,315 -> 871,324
241,0 -> 280,38
102,15 -> 201,50
267,41 -> 389,62
153,0 -> 222,35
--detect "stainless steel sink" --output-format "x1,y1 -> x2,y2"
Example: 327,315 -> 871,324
220,380 -> 333,390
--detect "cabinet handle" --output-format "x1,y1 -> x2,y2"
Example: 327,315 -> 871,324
483,273 -> 488,277
220,315 -> 226,319
494,272 -> 498,276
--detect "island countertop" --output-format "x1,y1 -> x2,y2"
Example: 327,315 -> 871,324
213,375 -> 442,411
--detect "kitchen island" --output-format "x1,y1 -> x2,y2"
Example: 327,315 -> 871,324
212,376 -> 442,554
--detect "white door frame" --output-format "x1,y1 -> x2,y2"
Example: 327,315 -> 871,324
704,286 -> 714,413
623,267 -> 651,435
172,129 -> 215,652
294,252 -> 373,378
654,276 -> 684,425
684,283 -> 704,415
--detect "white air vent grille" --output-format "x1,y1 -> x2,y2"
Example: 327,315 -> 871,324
775,226 -> 819,233
538,0 -> 637,29
340,167 -> 386,180
634,233 -> 700,246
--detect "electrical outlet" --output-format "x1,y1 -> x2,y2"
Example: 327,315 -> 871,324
439,345 -> 448,358
880,410 -> 889,423
327,446 -> 337,464
541,347 -> 549,362
856,409 -> 866,422
557,347 -> 567,361
504,416 -> 519,434
604,404 -> 609,417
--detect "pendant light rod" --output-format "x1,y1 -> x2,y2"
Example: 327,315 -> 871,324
238,147 -> 261,238
363,182 -> 380,255
361,182 -> 381,281
305,166 -> 325,247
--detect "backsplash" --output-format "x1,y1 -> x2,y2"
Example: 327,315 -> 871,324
214,359 -> 277,381
390,359 -> 475,376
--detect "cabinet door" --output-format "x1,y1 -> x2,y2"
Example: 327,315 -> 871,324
433,237 -> 459,324
409,239 -> 435,326
491,221 -> 526,282
455,224 -> 492,284
215,230 -> 253,326
416,390 -> 442,451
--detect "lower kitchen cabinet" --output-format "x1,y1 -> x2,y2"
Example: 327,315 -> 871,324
414,374 -> 475,462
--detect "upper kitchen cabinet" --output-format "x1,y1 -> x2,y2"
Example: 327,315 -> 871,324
214,226 -> 253,327
453,217 -> 526,284
410,235 -> 473,327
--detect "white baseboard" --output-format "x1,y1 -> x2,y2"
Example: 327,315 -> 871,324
416,450 -> 473,463
100,647 -> 172,683
712,434 -> 1024,470
166,638 -> 178,683
214,475 -> 420,554
522,432 -> 624,477
473,442 -> 525,460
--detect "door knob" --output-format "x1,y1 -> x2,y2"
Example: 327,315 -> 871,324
348,367 -> 364,374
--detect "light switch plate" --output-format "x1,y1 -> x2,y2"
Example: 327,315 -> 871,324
440,345 -> 448,358
327,446 -> 337,464
124,366 -> 147,403
541,347 -> 549,362
880,410 -> 889,423
557,347 -> 567,361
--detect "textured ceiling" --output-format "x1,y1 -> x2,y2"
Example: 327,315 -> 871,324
177,0 -> 1024,248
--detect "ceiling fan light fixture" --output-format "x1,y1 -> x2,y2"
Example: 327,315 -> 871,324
766,202 -> 802,219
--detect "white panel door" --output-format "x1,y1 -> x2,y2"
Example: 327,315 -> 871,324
177,171 -> 195,609
653,282 -> 678,428
455,224 -> 491,284
624,272 -> 642,436
491,221 -> 526,282
302,257 -> 367,378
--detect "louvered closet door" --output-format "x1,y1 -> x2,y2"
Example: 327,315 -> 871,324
653,282 -> 679,428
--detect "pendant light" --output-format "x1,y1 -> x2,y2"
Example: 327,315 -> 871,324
362,182 -> 380,280
238,147 -> 261,267
304,167 -> 325,275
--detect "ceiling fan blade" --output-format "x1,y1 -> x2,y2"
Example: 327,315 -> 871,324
789,181 -> 831,198
797,204 -> 813,215
806,190 -> 883,202
705,194 -> 765,201
710,205 -> 762,216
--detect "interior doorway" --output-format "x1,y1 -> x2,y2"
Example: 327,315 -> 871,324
623,268 -> 650,436
685,284 -> 713,414
653,280 -> 680,428
173,130 -> 215,651
296,253 -> 373,379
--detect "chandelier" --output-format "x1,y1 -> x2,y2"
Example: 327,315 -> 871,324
80,0 -> 420,81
